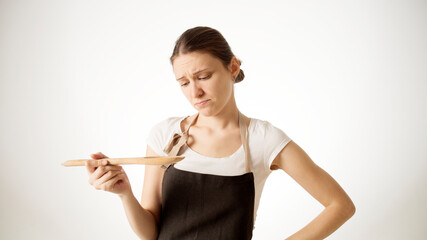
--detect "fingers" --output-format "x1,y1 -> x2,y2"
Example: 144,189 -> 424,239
88,165 -> 123,185
103,172 -> 127,191
91,170 -> 127,192
85,159 -> 104,175
86,152 -> 129,193
86,152 -> 109,175
92,170 -> 123,190
91,152 -> 109,159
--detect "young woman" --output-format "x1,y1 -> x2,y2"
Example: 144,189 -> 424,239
86,26 -> 355,240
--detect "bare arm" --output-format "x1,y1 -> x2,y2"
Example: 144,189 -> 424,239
119,190 -> 158,240
119,145 -> 164,240
87,150 -> 161,240
270,141 -> 356,240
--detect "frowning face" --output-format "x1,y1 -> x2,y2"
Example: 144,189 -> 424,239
172,51 -> 238,116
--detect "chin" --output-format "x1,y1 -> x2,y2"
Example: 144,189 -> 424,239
196,108 -> 214,116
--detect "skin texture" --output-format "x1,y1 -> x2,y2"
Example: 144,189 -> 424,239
271,142 -> 356,239
86,51 -> 355,240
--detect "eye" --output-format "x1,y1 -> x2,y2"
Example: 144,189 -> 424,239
199,74 -> 211,80
181,82 -> 189,87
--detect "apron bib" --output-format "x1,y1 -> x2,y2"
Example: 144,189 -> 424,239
157,111 -> 255,240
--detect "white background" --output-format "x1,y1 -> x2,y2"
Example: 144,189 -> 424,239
1,0 -> 426,239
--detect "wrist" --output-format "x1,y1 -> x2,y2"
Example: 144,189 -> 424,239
118,190 -> 134,201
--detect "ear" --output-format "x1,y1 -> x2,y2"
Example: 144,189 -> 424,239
228,56 -> 240,80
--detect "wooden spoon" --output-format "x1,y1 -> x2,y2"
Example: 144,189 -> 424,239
62,156 -> 184,167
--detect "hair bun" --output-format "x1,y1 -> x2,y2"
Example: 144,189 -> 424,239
234,69 -> 245,83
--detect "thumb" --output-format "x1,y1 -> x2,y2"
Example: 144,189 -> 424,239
85,159 -> 108,175
91,152 -> 109,159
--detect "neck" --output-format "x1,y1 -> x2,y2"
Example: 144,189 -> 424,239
196,98 -> 240,131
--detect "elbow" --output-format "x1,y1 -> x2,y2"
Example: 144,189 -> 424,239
348,203 -> 356,217
330,198 -> 356,220
342,199 -> 356,219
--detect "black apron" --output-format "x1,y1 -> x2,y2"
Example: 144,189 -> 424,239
157,111 -> 255,240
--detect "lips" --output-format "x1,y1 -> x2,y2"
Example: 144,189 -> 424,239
195,99 -> 210,107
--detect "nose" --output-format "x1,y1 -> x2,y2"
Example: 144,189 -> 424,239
190,81 -> 204,98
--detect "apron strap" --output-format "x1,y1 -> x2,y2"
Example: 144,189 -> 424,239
162,111 -> 251,173
238,111 -> 251,173
161,113 -> 199,169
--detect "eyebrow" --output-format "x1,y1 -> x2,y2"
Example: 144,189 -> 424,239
176,68 -> 210,81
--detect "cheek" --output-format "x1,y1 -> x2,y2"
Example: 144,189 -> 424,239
182,88 -> 196,102
181,88 -> 190,98
211,77 -> 229,92
217,80 -> 233,96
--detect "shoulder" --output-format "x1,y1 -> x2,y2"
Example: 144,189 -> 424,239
248,117 -> 292,171
249,117 -> 289,137
148,115 -> 189,138
146,115 -> 187,155
248,116 -> 292,148
151,116 -> 184,131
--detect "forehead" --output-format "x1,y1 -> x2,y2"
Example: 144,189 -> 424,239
172,51 -> 222,77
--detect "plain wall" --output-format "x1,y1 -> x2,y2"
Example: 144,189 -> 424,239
1,0 -> 426,239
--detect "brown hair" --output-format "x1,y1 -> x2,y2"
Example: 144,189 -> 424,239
170,26 -> 245,83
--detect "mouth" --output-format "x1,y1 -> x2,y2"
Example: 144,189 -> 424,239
195,99 -> 210,107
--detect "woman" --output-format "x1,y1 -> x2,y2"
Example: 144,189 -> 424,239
86,26 -> 355,240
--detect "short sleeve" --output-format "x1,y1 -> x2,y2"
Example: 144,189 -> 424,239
263,122 -> 292,171
145,118 -> 178,156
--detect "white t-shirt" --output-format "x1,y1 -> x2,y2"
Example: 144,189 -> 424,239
146,115 -> 292,227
